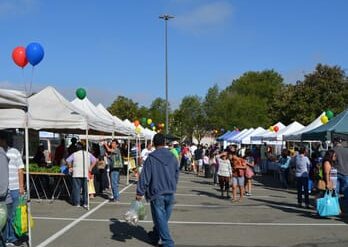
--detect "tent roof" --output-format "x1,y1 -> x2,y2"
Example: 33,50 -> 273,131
226,129 -> 248,142
96,104 -> 134,135
284,112 -> 325,141
223,130 -> 240,141
216,131 -> 231,141
28,87 -> 92,131
0,89 -> 27,109
302,108 -> 348,141
263,121 -> 304,141
251,122 -> 286,142
242,127 -> 265,144
233,128 -> 255,144
71,97 -> 117,133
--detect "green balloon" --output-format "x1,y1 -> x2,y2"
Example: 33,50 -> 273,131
76,88 -> 86,100
141,117 -> 147,124
325,110 -> 334,120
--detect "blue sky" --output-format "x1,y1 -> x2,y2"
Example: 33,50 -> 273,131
0,0 -> 347,108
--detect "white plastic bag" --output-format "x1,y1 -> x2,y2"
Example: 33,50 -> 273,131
123,200 -> 146,225
0,202 -> 7,229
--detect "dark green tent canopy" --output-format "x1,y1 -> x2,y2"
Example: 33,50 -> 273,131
302,108 -> 348,141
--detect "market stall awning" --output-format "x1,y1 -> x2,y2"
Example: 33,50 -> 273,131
302,108 -> 348,141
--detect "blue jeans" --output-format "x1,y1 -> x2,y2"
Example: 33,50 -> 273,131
110,170 -> 120,200
150,194 -> 175,247
296,177 -> 309,206
261,159 -> 268,173
336,173 -> 348,202
72,178 -> 87,206
2,190 -> 20,243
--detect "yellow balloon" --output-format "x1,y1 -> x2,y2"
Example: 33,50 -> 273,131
269,126 -> 274,131
321,115 -> 329,124
135,126 -> 141,134
147,118 -> 152,125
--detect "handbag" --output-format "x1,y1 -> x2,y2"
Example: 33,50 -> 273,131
316,190 -> 341,217
245,167 -> 254,179
13,196 -> 34,237
317,179 -> 333,191
317,179 -> 326,191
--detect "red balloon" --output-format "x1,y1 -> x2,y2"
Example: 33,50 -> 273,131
12,46 -> 28,68
134,120 -> 140,127
273,126 -> 279,132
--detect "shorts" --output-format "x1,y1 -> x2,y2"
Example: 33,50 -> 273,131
196,159 -> 203,167
232,176 -> 245,186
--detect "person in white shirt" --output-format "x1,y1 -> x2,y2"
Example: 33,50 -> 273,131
0,133 -> 24,246
66,142 -> 97,208
141,143 -> 155,164
216,151 -> 232,199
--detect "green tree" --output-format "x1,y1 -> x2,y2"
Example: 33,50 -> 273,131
203,84 -> 221,129
270,64 -> 348,125
148,97 -> 169,126
174,95 -> 207,143
107,96 -> 139,121
217,70 -> 284,129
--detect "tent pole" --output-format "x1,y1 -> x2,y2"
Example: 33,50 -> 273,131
126,137 -> 130,185
25,116 -> 32,247
86,127 -> 89,211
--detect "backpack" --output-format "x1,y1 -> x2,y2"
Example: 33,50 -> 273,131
111,150 -> 123,169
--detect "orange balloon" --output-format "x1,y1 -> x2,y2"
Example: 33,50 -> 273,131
134,120 -> 140,127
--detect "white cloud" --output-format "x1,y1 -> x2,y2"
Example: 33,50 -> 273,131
0,0 -> 38,17
173,1 -> 233,34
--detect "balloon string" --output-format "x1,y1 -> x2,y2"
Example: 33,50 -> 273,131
22,68 -> 27,93
29,66 -> 35,95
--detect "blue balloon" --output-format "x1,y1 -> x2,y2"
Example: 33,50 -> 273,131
26,42 -> 44,66
150,123 -> 155,128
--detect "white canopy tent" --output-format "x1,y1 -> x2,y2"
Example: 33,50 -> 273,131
0,88 -> 27,109
250,122 -> 286,144
226,129 -> 249,143
71,97 -> 117,134
262,121 -> 305,142
241,127 -> 265,145
233,128 -> 255,144
284,112 -> 325,141
96,103 -> 135,136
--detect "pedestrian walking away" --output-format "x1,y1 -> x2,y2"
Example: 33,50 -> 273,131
136,133 -> 179,247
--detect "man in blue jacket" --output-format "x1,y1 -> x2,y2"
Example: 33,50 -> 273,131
136,133 -> 179,247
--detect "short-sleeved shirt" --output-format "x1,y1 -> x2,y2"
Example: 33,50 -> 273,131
7,148 -> 24,190
66,151 -> 96,178
295,154 -> 311,177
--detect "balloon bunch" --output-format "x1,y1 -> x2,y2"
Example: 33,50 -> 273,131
137,118 -> 165,132
268,125 -> 279,132
320,110 -> 334,124
12,42 -> 44,68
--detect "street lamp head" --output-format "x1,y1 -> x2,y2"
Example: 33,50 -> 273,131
159,14 -> 175,20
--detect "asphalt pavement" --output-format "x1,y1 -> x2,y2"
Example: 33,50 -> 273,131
30,172 -> 348,247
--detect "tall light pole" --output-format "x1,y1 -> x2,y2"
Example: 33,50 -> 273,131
159,14 -> 174,135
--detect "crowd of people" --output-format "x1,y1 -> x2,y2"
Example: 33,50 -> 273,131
1,128 -> 348,247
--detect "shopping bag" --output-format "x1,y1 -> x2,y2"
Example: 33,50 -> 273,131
13,196 -> 34,237
0,202 -> 7,229
316,190 -> 341,217
123,200 -> 147,225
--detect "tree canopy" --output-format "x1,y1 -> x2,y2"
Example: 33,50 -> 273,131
106,64 -> 348,142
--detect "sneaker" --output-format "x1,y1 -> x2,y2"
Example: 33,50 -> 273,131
82,204 -> 88,209
6,243 -> 15,247
75,205 -> 81,208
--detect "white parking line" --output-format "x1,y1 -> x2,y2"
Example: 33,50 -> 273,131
33,217 -> 347,226
36,183 -> 134,247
